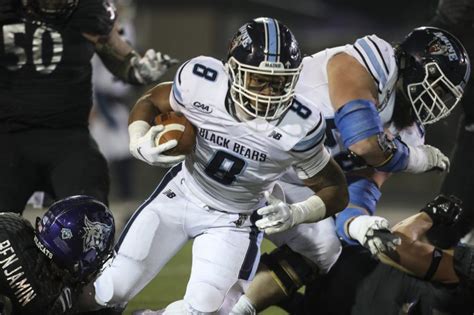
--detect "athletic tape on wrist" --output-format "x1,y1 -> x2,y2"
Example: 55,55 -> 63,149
375,137 -> 410,173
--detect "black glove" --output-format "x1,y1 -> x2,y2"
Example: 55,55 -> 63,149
422,194 -> 469,249
420,194 -> 463,226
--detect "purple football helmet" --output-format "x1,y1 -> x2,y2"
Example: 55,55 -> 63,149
34,195 -> 115,280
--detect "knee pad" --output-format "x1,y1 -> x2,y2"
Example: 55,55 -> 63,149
162,300 -> 187,314
94,270 -> 115,307
260,245 -> 319,296
94,254 -> 148,305
185,282 -> 225,314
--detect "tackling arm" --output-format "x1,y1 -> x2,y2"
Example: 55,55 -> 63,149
327,53 -> 449,174
84,24 -> 177,85
380,195 -> 468,283
387,212 -> 459,284
327,53 -> 388,166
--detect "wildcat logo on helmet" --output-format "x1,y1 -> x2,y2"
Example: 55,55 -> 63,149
82,215 -> 113,252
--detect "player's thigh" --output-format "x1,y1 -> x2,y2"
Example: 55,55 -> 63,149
50,132 -> 109,204
96,165 -> 190,304
0,133 -> 38,212
184,223 -> 262,313
267,218 -> 342,273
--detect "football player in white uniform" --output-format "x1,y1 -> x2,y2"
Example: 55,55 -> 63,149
230,27 -> 471,314
82,18 -> 348,315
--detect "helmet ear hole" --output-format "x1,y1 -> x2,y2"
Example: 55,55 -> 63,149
35,217 -> 41,230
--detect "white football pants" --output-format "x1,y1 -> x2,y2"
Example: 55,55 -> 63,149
94,163 -> 263,313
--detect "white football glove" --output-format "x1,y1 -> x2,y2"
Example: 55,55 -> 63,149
256,191 -> 326,234
129,122 -> 185,168
130,49 -> 179,84
256,192 -> 295,234
348,215 -> 401,256
406,144 -> 450,174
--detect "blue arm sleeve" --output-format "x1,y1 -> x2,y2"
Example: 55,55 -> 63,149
334,99 -> 383,148
335,99 -> 411,173
335,176 -> 382,244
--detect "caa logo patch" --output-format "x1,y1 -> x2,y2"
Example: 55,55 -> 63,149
193,101 -> 213,113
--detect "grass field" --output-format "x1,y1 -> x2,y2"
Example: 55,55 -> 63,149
124,240 -> 286,315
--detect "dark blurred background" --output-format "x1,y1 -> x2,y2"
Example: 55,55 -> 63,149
90,0 -> 462,223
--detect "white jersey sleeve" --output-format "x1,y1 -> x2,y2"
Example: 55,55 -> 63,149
290,112 -> 331,179
347,35 -> 397,95
169,56 -> 226,113
346,35 -> 399,123
169,59 -> 198,112
387,122 -> 426,147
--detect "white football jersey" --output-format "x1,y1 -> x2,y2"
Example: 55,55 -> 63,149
169,56 -> 330,213
295,35 -> 425,172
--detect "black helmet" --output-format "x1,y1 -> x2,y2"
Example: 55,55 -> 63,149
397,26 -> 470,125
20,0 -> 78,24
226,17 -> 302,121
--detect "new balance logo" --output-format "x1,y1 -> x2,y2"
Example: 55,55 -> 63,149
269,130 -> 282,140
163,189 -> 176,199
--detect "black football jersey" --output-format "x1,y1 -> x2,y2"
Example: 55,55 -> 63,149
0,212 -> 64,314
0,0 -> 116,132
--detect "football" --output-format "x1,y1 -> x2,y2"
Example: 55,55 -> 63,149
154,111 -> 196,156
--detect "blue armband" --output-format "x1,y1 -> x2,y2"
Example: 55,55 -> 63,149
334,99 -> 383,148
375,136 -> 410,173
335,207 -> 367,245
346,176 -> 381,215
335,177 -> 382,244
